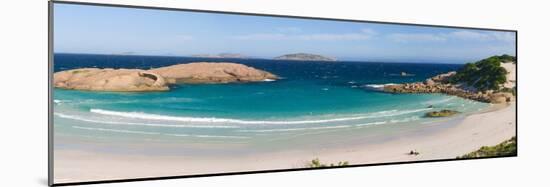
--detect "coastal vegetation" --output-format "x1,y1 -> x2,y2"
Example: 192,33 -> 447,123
450,55 -> 515,91
307,158 -> 349,168
495,54 -> 517,63
383,55 -> 516,103
458,137 -> 517,159
424,110 -> 459,117
500,86 -> 517,96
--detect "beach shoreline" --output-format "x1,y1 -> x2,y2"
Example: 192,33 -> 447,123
54,102 -> 516,183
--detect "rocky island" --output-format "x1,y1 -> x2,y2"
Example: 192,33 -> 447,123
274,53 -> 337,62
383,55 -> 516,104
53,62 -> 278,92
191,53 -> 248,59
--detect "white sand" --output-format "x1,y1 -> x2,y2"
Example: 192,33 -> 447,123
54,103 -> 516,183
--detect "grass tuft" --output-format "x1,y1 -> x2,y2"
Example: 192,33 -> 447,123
307,158 -> 349,168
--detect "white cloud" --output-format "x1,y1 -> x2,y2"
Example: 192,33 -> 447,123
296,33 -> 371,41
231,28 -> 376,41
232,28 -> 513,44
388,30 -> 515,43
449,30 -> 515,42
232,33 -> 287,40
489,32 -> 516,43
448,31 -> 492,40
360,28 -> 377,36
388,33 -> 447,43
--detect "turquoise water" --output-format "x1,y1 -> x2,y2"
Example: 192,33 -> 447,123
53,54 -> 489,145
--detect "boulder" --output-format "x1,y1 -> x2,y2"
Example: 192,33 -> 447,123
489,92 -> 515,103
424,78 -> 436,86
431,71 -> 456,83
425,110 -> 459,117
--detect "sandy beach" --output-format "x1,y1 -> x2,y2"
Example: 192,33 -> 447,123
49,5 -> 518,185
54,102 -> 516,183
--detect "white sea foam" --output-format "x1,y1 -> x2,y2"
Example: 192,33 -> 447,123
54,97 -> 197,106
236,125 -> 351,133
263,79 -> 276,82
389,116 -> 420,123
423,97 -> 455,105
89,108 -> 430,125
192,134 -> 249,139
384,108 -> 430,116
53,99 -> 71,105
164,133 -> 250,139
71,126 -> 250,139
362,83 -> 397,90
72,126 -> 161,135
55,113 -> 239,129
90,109 -> 368,125
355,121 -> 388,127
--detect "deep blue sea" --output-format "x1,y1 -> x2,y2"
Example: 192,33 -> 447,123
53,53 -> 488,145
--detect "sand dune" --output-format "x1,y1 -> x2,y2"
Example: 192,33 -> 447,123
501,62 -> 516,89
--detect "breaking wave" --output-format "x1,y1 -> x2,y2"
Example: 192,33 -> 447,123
362,83 -> 397,90
89,108 -> 431,125
55,113 -> 239,129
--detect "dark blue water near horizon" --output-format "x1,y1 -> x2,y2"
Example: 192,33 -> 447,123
53,53 -> 463,85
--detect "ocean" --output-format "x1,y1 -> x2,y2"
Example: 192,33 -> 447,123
53,53 -> 489,152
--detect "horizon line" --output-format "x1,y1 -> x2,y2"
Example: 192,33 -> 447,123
53,52 -> 490,65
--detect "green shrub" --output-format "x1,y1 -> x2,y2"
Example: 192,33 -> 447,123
450,55 -> 514,91
307,158 -> 349,168
458,137 -> 517,159
498,54 -> 517,62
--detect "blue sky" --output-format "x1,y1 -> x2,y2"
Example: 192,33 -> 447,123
54,3 -> 516,63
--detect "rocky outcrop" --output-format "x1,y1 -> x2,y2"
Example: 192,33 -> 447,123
54,62 -> 278,92
150,62 -> 278,84
274,53 -> 337,61
53,68 -> 169,91
383,71 -> 515,104
425,110 -> 459,117
53,69 -> 169,92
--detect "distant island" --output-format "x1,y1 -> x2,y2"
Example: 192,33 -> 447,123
191,53 -> 248,59
53,62 -> 278,92
274,53 -> 337,62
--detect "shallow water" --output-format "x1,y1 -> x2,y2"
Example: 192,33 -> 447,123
53,54 -> 489,149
